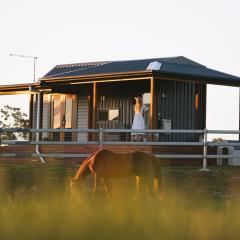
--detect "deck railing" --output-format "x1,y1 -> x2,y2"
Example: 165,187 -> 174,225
0,128 -> 240,170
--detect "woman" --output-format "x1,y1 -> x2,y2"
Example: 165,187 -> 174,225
131,96 -> 148,141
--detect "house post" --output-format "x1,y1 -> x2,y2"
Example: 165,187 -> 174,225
92,81 -> 97,129
36,91 -> 43,141
29,93 -> 34,140
150,77 -> 157,129
40,91 -> 43,131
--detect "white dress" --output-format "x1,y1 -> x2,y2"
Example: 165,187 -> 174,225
131,105 -> 148,134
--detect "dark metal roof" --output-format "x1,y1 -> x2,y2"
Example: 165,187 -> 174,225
154,62 -> 240,83
43,57 -> 203,78
42,56 -> 240,85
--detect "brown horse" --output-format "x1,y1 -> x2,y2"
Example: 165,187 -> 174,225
70,149 -> 162,200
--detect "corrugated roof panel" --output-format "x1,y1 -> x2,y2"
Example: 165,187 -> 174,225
44,61 -> 110,77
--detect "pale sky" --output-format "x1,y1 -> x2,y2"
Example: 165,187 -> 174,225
0,0 -> 239,139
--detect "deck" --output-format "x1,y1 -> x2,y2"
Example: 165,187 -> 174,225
0,144 -> 218,166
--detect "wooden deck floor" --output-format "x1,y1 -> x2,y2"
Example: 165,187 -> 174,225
0,144 -> 218,165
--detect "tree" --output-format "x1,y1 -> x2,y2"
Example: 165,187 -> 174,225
0,105 -> 29,140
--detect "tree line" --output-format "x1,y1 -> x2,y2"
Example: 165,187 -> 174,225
0,105 -> 29,140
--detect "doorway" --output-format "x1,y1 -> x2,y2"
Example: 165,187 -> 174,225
51,94 -> 77,141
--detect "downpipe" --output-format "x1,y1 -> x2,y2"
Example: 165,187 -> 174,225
36,144 -> 45,164
35,90 -> 46,164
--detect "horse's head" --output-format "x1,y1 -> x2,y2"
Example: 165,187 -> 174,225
69,175 -> 93,201
69,177 -> 79,199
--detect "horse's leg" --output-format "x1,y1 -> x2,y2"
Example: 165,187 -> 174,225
154,175 -> 164,200
145,180 -> 151,199
134,175 -> 141,200
142,176 -> 154,199
92,172 -> 97,201
153,177 -> 159,194
101,177 -> 110,200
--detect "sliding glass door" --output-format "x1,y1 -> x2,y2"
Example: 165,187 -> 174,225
51,94 -> 77,141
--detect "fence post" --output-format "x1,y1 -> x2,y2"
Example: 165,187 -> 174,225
99,128 -> 103,150
200,128 -> 210,171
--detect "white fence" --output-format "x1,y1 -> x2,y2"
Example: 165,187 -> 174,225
0,128 -> 240,170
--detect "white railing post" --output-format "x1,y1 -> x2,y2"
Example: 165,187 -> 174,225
99,128 -> 103,150
200,128 -> 210,171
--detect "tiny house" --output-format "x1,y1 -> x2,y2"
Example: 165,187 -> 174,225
1,56 -> 240,143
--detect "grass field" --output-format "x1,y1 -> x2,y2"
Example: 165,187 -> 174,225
1,163 -> 240,239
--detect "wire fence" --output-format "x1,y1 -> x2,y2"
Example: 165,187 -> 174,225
0,128 -> 240,170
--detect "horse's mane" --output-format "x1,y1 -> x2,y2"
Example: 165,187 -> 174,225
72,150 -> 100,181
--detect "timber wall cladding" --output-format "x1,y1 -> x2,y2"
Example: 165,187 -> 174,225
97,80 -> 151,129
199,83 -> 206,130
77,95 -> 89,141
42,94 -> 51,139
97,95 -> 150,129
157,80 -> 197,141
97,95 -> 134,129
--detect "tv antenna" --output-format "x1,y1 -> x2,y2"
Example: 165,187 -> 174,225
10,53 -> 38,82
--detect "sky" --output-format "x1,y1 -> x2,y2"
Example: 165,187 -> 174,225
0,0 -> 239,139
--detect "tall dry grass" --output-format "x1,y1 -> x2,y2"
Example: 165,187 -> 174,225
0,164 -> 240,240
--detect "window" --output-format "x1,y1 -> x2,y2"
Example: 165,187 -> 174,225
65,98 -> 73,128
98,108 -> 119,121
109,109 -> 119,121
53,98 -> 61,128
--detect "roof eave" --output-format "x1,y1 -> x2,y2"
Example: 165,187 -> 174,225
0,82 -> 41,95
39,70 -> 153,83
153,71 -> 240,87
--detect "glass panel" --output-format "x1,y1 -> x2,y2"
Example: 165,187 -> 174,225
53,99 -> 61,129
65,98 -> 73,128
109,109 -> 119,121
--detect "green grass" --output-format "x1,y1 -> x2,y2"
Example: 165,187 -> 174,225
1,164 -> 240,239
